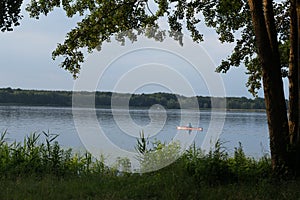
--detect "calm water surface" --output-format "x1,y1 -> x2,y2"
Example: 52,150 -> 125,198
0,106 -> 269,158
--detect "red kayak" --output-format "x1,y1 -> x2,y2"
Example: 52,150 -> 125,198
177,126 -> 203,131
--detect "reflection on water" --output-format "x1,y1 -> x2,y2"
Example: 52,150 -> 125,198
0,106 -> 269,158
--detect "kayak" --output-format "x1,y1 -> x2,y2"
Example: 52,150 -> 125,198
177,126 -> 203,131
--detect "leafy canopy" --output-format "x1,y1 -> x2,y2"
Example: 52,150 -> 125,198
0,0 -> 23,32
26,0 -> 290,96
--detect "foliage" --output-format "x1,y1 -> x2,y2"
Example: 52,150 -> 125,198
0,0 -> 23,32
23,0 -> 291,97
1,0 -> 298,178
136,133 -> 181,173
0,131 -> 109,177
25,0 -> 160,78
135,130 -> 148,155
0,0 -> 292,96
1,131 -> 299,199
0,87 -> 266,109
185,141 -> 272,185
185,141 -> 232,185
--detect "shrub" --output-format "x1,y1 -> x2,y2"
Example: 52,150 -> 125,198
0,131 -> 108,177
185,141 -> 272,185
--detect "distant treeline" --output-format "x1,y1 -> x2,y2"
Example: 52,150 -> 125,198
0,87 -> 266,109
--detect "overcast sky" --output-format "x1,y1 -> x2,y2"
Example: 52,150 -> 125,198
0,1 -> 289,98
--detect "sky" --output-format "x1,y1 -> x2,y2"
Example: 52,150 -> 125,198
0,1 -> 289,98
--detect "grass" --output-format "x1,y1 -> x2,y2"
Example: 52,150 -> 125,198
1,164 -> 300,199
1,131 -> 300,199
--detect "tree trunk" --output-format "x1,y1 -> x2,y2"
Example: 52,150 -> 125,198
248,0 -> 290,175
295,0 -> 300,175
288,0 -> 300,175
297,0 -> 300,156
289,0 -> 299,144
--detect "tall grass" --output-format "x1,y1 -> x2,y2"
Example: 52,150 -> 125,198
136,131 -> 182,172
0,131 -> 108,178
184,141 -> 272,185
1,131 -> 300,199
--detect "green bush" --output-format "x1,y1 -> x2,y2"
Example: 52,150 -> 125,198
227,143 -> 272,182
184,141 -> 272,185
135,131 -> 182,173
0,131 -> 109,178
0,131 -> 273,186
0,131 -> 297,199
184,141 -> 233,185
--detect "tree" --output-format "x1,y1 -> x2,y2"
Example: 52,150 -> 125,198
288,0 -> 300,174
3,0 -> 299,175
247,0 -> 290,175
0,0 -> 23,32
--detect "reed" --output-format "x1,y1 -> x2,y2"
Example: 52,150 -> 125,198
0,131 -> 299,199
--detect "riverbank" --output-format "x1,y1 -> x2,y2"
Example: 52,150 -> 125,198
0,132 -> 299,199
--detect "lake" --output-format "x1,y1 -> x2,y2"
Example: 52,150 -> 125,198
0,106 -> 269,158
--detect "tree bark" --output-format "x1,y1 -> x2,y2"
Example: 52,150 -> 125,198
289,0 -> 299,144
288,0 -> 300,174
297,0 -> 300,154
248,0 -> 290,175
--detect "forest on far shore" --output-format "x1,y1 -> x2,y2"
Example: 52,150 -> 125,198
0,87 -> 268,110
